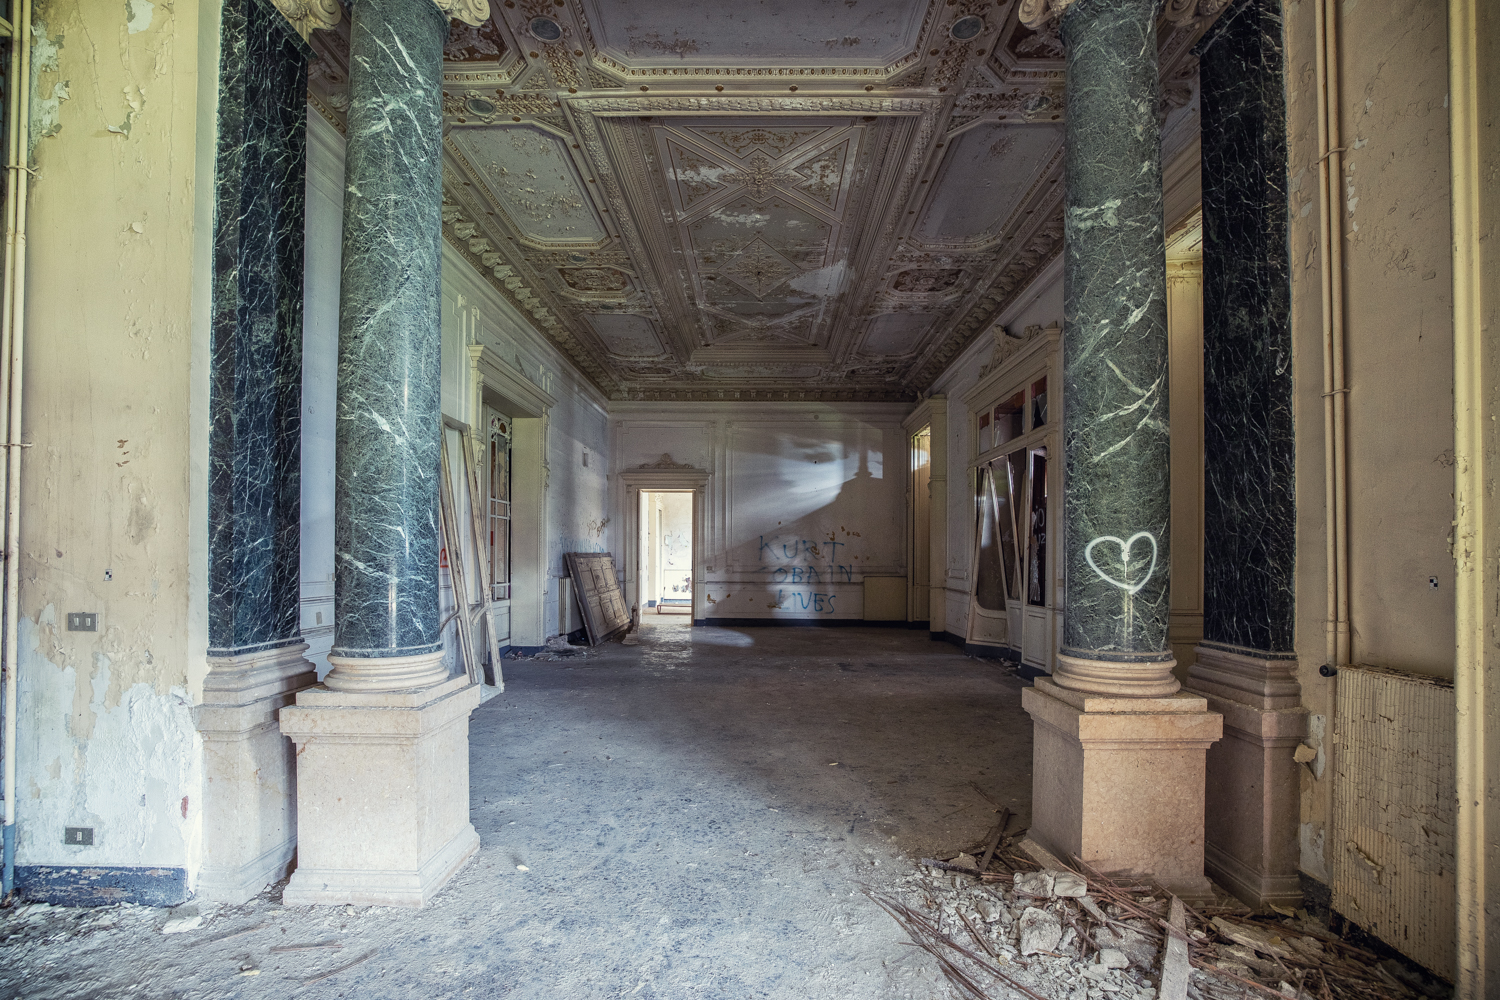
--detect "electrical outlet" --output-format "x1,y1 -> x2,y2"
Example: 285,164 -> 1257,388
66,612 -> 97,632
1429,577 -> 1440,590
63,827 -> 93,846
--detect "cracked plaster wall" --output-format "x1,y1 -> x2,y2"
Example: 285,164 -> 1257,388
1284,0 -> 1455,886
14,0 -> 216,883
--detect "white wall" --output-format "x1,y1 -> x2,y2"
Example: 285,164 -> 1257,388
440,241 -> 611,646
611,403 -> 909,621
301,109 -> 341,679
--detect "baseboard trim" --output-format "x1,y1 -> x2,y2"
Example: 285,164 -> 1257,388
1204,842 -> 1303,909
16,864 -> 190,907
196,837 -> 297,905
282,824 -> 480,908
693,617 -> 925,629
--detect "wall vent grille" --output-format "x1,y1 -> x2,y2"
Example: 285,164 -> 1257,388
1332,664 -> 1455,976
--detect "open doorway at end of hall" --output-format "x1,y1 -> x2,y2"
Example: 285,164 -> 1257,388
639,491 -> 694,617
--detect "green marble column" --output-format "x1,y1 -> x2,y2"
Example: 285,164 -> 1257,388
1055,0 -> 1176,696
326,0 -> 451,691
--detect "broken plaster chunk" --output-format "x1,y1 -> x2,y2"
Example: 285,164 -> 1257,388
161,909 -> 202,935
1017,906 -> 1063,955
1013,870 -> 1055,897
1293,743 -> 1318,764
974,898 -> 1005,923
948,852 -> 980,872
1097,947 -> 1130,969
1052,870 -> 1088,897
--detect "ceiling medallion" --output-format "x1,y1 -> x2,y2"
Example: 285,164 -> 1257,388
529,16 -> 563,42
950,16 -> 984,40
465,96 -> 497,116
720,239 -> 798,298
725,151 -> 797,201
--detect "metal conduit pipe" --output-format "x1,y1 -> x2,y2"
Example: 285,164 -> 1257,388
1314,0 -> 1350,674
1,0 -> 33,897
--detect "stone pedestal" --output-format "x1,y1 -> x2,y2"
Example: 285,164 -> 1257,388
1023,677 -> 1223,901
279,673 -> 480,906
195,643 -> 317,902
1186,643 -> 1306,907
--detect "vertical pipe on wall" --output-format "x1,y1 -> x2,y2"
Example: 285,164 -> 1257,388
1,0 -> 32,897
1450,0 -> 1488,989
1314,0 -> 1349,670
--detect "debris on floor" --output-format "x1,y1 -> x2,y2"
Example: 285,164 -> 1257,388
874,816 -> 1451,1000
516,635 -> 599,661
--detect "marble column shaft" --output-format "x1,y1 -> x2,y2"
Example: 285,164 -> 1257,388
331,0 -> 450,685
1189,0 -> 1305,908
1199,0 -> 1295,651
1057,0 -> 1174,690
199,0 -> 317,903
208,0 -> 311,656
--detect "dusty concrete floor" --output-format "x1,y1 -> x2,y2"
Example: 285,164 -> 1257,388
0,619 -> 1034,999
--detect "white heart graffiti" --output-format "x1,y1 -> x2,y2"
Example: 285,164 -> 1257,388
1084,532 -> 1158,595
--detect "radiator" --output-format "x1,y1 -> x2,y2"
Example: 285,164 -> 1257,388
1332,664 -> 1455,976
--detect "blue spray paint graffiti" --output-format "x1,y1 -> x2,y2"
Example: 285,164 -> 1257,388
756,534 -> 858,614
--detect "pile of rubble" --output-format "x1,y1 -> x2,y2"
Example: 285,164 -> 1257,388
872,837 -> 1449,1000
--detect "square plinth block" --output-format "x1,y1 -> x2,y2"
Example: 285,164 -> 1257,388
1022,678 -> 1223,902
194,643 -> 318,903
1187,643 -> 1308,908
279,674 -> 481,907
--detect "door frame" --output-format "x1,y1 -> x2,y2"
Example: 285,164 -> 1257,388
618,456 -> 710,625
469,344 -> 555,649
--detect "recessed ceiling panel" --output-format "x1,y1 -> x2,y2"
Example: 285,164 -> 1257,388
862,313 -> 933,356
581,0 -> 927,68
913,123 -> 1064,250
637,119 -> 865,345
449,126 -> 607,244
587,314 -> 665,357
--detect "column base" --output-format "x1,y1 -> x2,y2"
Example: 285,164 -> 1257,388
194,642 -> 318,904
1187,643 -> 1308,909
1022,677 -> 1223,903
279,673 -> 480,907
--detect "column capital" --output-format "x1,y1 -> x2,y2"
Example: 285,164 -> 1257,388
1020,0 -> 1229,31
431,0 -> 491,27
271,0 -> 491,38
268,0 -> 341,39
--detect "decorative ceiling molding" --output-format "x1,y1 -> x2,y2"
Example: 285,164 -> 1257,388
285,0 -> 1217,402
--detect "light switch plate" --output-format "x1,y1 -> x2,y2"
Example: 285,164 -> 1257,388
64,826 -> 93,846
66,612 -> 97,632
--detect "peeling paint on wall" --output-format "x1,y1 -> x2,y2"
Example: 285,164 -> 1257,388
16,608 -> 201,874
125,0 -> 153,34
29,20 -> 67,148
107,84 -> 144,137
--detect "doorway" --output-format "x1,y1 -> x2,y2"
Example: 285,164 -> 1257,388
639,491 -> 694,616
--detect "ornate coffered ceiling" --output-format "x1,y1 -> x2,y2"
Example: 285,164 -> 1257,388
307,0 -> 1213,402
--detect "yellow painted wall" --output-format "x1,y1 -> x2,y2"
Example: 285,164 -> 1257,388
15,0 -> 214,873
1287,0 -> 1454,883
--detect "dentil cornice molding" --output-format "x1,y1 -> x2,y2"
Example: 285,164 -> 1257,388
1019,0 -> 1229,30
271,0 -> 490,39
